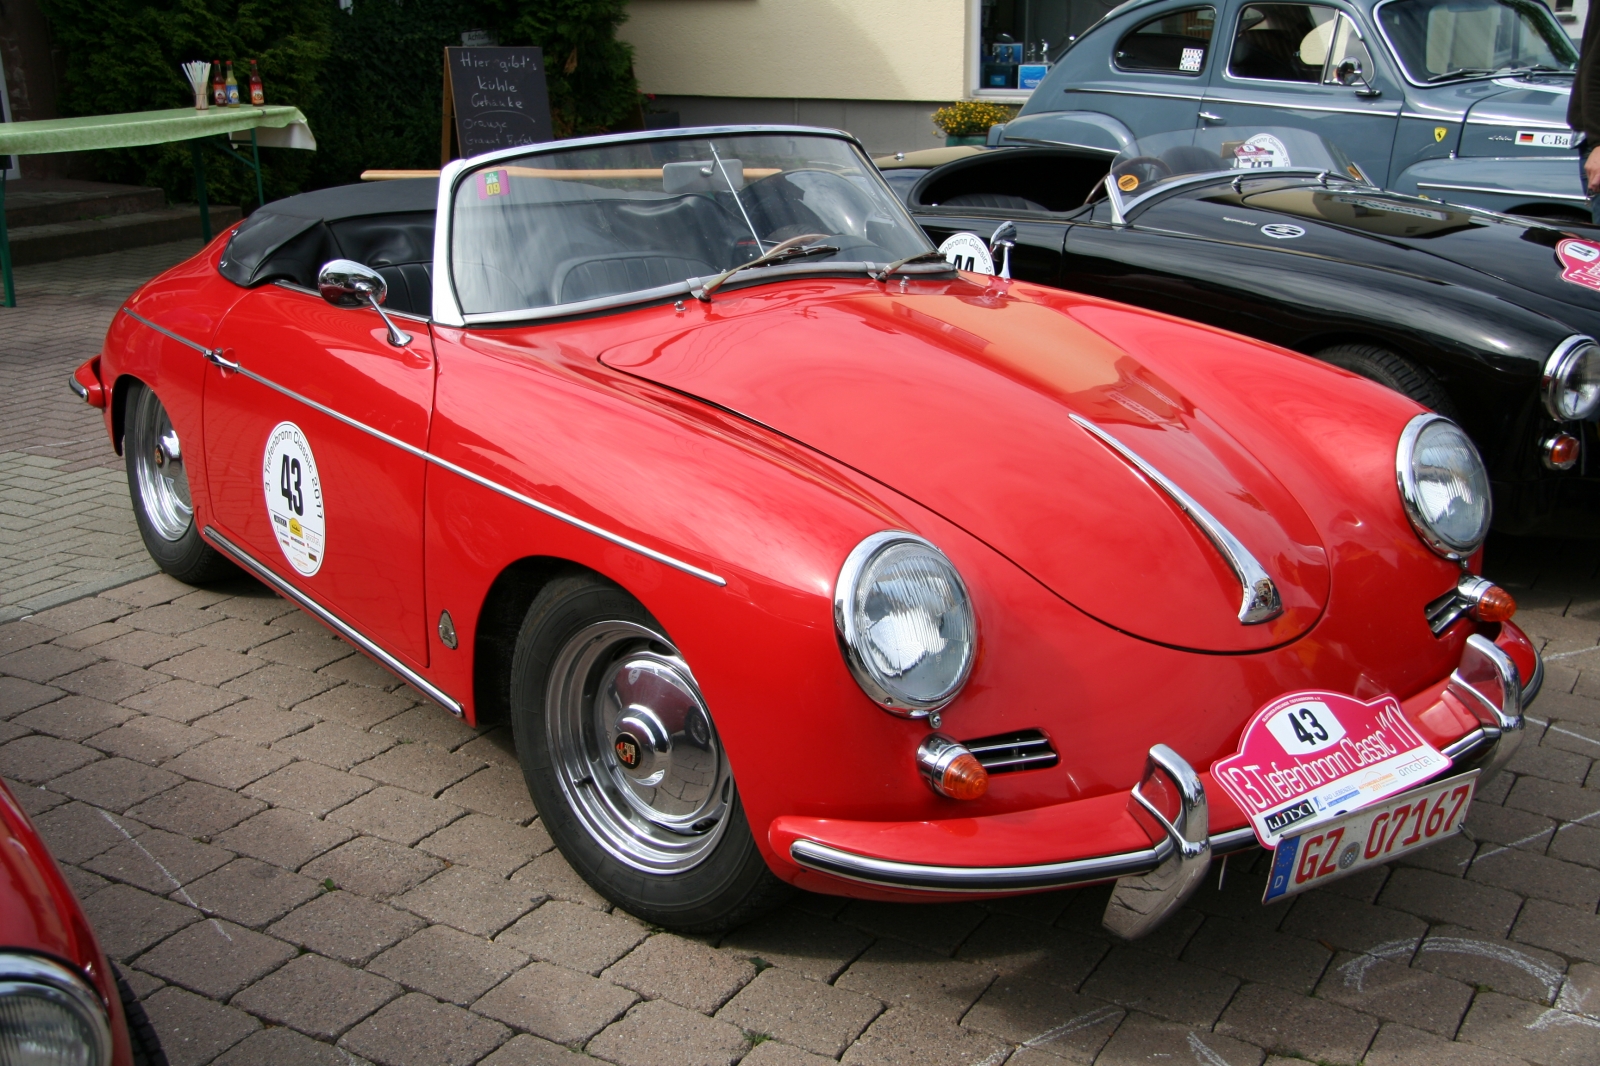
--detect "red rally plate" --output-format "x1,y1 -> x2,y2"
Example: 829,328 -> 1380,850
1263,770 -> 1478,903
1212,690 -> 1452,849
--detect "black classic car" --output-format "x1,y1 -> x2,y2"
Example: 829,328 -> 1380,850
881,127 -> 1600,537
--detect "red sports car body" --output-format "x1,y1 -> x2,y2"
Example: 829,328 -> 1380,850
77,126 -> 1538,935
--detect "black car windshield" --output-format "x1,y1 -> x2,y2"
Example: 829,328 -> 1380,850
1376,0 -> 1576,83
1108,127 -> 1366,203
450,132 -> 932,317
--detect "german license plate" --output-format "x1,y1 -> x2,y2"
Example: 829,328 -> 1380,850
1262,770 -> 1477,903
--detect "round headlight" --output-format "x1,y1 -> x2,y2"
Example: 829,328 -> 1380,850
1543,336 -> 1600,421
0,955 -> 111,1066
1396,413 -> 1492,559
834,531 -> 976,716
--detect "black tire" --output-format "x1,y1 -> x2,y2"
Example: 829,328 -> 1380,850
123,381 -> 235,585
1314,343 -> 1460,420
115,968 -> 168,1066
509,572 -> 790,932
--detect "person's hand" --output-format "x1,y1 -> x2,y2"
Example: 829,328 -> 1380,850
1584,148 -> 1600,195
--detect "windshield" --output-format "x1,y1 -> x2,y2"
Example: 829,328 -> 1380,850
1107,127 -> 1365,201
1376,0 -> 1576,82
450,132 -> 931,317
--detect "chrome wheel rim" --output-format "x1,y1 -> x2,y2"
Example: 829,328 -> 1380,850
128,388 -> 193,542
547,620 -> 732,874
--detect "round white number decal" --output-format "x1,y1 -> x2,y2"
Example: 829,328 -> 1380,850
938,232 -> 995,276
262,422 -> 326,577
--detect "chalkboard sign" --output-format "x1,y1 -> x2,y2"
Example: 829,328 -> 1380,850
441,46 -> 553,163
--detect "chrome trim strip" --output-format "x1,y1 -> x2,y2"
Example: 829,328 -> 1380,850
1401,110 -> 1466,122
121,310 -> 727,587
123,307 -> 213,356
1072,86 -> 1206,101
1069,413 -> 1282,624
204,526 -> 464,716
1415,181 -> 1589,204
1465,116 -> 1572,129
1443,727 -> 1492,761
1204,95 -> 1401,118
1211,827 -> 1258,853
1523,647 -> 1545,708
67,375 -> 88,400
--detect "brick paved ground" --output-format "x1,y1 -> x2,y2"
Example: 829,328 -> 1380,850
4,245 -> 1600,1065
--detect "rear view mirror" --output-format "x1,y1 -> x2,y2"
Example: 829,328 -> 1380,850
1336,58 -> 1363,85
317,259 -> 412,347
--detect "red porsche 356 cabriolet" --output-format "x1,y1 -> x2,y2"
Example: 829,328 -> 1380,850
74,126 -> 1538,936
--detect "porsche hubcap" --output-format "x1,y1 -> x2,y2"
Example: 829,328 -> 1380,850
547,620 -> 731,874
129,389 -> 193,542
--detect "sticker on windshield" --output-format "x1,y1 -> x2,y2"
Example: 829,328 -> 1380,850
938,232 -> 995,275
478,169 -> 508,199
1179,47 -> 1204,73
1260,223 -> 1305,240
1117,174 -> 1140,192
1516,130 -> 1574,149
262,422 -> 326,577
1232,133 -> 1291,169
1558,239 -> 1600,291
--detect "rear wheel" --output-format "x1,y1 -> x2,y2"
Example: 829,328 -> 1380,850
124,381 -> 234,585
1313,343 -> 1459,419
509,573 -> 788,932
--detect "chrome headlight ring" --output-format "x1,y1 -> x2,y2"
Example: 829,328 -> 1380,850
0,952 -> 113,1066
1396,412 -> 1493,561
1542,335 -> 1600,422
834,531 -> 976,718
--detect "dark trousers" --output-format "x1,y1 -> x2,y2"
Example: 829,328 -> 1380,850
1583,140 -> 1600,224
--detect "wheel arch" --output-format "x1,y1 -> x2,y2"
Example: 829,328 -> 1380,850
109,372 -> 141,456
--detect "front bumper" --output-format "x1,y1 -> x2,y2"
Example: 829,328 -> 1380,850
783,622 -> 1537,937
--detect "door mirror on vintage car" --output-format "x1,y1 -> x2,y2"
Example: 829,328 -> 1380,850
989,221 -> 1017,279
1334,57 -> 1380,98
316,259 -> 412,347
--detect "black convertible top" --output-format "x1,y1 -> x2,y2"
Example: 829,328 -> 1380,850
218,179 -> 438,289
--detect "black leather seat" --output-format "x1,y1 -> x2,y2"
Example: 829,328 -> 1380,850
375,262 -> 433,318
940,192 -> 1049,212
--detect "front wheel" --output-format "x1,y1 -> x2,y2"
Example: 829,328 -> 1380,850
124,380 -> 234,585
1313,343 -> 1460,420
509,573 -> 788,932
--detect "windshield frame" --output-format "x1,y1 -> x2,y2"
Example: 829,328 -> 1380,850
430,125 -> 942,327
1371,0 -> 1577,88
1106,166 -> 1376,219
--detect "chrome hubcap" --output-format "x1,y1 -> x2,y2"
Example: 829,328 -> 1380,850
547,620 -> 731,874
128,388 -> 193,541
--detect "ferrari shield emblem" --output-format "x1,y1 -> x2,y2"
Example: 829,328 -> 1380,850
1434,127 -> 1448,143
614,734 -> 641,769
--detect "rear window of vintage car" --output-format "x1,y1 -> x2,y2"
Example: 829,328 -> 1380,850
450,133 -> 929,316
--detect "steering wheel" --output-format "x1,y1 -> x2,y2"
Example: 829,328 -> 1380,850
1109,155 -> 1173,192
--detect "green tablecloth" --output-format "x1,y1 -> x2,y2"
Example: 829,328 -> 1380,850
0,105 -> 314,156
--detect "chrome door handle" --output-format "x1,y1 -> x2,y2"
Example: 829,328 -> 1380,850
1199,111 -> 1223,123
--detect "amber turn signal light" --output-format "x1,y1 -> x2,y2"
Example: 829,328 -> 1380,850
916,734 -> 989,800
1470,584 -> 1517,624
1543,433 -> 1579,471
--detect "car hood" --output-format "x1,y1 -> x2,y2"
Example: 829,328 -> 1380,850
600,283 -> 1331,653
1455,79 -> 1574,158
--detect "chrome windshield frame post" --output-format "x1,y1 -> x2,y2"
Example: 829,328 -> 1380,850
1103,744 -> 1212,940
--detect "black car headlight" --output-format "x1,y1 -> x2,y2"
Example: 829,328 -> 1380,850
834,531 -> 976,718
1543,336 -> 1600,422
1396,413 -> 1492,560
0,955 -> 112,1066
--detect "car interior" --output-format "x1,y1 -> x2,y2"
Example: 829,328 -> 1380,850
907,147 -> 1118,215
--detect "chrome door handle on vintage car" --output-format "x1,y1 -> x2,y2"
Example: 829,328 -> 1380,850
1199,112 -> 1223,123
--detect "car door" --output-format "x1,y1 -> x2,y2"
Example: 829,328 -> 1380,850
203,284 -> 434,667
1200,0 -> 1401,182
1063,4 -> 1221,139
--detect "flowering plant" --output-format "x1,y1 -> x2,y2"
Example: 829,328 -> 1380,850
931,100 -> 1019,137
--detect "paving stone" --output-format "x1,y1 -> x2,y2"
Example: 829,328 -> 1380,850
50,756 -> 180,810
51,621 -> 134,650
1470,845 -> 1600,909
242,760 -> 373,815
13,694 -> 135,739
213,1026 -> 352,1066
114,963 -> 165,1001
1180,917 -> 1332,994
339,992 -> 508,1066
215,807 -> 355,871
93,628 -> 199,669
60,865 -> 110,900
719,905 -> 875,983
301,834 -> 442,896
1079,946 -> 1236,1027
1560,961 -> 1600,1019
1504,777 -> 1600,823
163,737 -> 293,789
834,938 -> 995,1022
31,597 -> 131,632
30,800 -> 142,863
1363,1022 -> 1537,1066
122,678 -> 240,722
232,953 -> 401,1040
0,620 -> 61,655
54,660 -> 167,702
472,962 -> 637,1045
0,717 -> 27,744
403,864 -> 543,936
1457,990 -> 1600,1066
372,705 -> 483,750
158,646 -> 262,687
134,919 -> 296,998
183,857 -> 324,927
1391,831 -> 1479,876
296,683 -> 414,728
329,784 -> 462,845
511,849 -> 611,910
1377,867 -> 1524,935
1091,1013 -> 1266,1066
591,999 -> 749,1066
251,629 -> 353,671
102,575 -> 192,610
368,924 -> 528,1006
187,616 -> 295,653
839,899 -> 988,956
419,813 -> 552,876
0,641 -> 98,681
1215,983 -> 1379,1065
125,779 -> 266,838
79,883 -> 198,959
456,727 -> 518,768
141,985 -> 260,1066
480,1034 -> 593,1066
316,651 -> 405,690
88,714 -> 214,764
223,662 -> 337,707
716,968 -> 882,1058
0,675 -> 65,716
204,591 -> 298,625
355,742 -> 485,797
1278,890 -> 1428,955
962,978 -> 1123,1058
1508,740 -> 1593,784
193,700 -> 314,744
440,764 -> 538,824
1513,898 -> 1600,963
1411,927 -> 1568,1005
1314,951 -> 1474,1035
0,733 -> 99,782
6,780 -> 65,816
271,719 -> 393,769
738,1042 -> 837,1066
1465,803 -> 1559,852
602,932 -> 757,1014
495,900 -> 648,975
268,889 -> 424,964
83,827 -> 233,894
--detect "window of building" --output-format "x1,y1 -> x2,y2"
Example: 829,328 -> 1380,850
1113,8 -> 1219,75
977,0 -> 1125,93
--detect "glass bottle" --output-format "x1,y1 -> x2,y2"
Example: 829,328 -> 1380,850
225,61 -> 240,107
212,61 -> 227,108
249,60 -> 264,106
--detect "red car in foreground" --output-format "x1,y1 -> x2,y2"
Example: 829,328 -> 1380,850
75,126 -> 1539,936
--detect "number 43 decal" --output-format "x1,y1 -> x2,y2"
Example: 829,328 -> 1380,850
279,454 -> 304,517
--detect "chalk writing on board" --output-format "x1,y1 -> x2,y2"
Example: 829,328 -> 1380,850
445,47 -> 553,158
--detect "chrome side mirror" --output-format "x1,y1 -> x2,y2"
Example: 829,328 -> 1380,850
1336,58 -> 1363,85
989,221 -> 1017,280
317,259 -> 411,347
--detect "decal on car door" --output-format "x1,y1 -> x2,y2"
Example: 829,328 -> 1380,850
262,422 -> 326,577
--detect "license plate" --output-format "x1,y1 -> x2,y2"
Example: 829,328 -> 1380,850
1262,770 -> 1477,903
